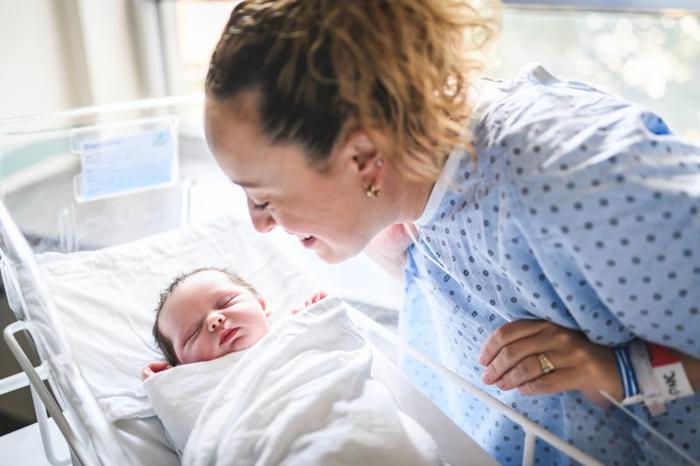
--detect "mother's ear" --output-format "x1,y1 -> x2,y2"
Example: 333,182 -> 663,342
336,129 -> 387,190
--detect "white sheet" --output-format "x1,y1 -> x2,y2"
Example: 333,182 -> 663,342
145,298 -> 443,466
23,216 -> 318,464
144,349 -> 247,453
21,214 -> 495,466
33,216 -> 317,421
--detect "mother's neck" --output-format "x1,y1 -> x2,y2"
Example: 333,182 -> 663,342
391,176 -> 435,224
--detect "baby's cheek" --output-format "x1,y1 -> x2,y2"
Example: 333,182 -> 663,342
232,330 -> 265,352
191,344 -> 219,363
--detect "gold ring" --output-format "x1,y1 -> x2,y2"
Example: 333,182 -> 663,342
538,353 -> 555,374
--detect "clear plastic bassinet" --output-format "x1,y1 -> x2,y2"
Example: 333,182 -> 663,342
0,96 -> 695,466
0,95 -> 225,464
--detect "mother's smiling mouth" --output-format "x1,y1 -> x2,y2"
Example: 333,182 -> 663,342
219,327 -> 239,345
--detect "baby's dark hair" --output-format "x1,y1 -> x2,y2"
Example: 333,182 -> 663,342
152,267 -> 260,366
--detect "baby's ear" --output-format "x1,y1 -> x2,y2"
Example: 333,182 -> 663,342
258,297 -> 266,310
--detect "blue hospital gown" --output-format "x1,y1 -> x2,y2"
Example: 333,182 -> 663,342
400,65 -> 700,465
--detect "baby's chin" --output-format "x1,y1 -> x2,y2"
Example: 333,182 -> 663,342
230,331 -> 267,352
183,329 -> 269,364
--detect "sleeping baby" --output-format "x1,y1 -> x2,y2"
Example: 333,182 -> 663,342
142,267 -> 325,379
142,267 -> 445,466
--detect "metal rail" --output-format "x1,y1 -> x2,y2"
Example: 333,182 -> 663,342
3,321 -> 88,466
347,306 -> 605,466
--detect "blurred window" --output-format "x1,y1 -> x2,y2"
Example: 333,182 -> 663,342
170,1 -> 239,92
162,1 -> 700,142
488,7 -> 700,142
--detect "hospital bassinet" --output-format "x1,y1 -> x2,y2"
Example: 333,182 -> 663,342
0,96 -> 668,466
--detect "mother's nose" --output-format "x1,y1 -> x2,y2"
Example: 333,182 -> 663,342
248,204 -> 277,233
206,311 -> 226,332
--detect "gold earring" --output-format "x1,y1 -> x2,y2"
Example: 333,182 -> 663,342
365,184 -> 380,198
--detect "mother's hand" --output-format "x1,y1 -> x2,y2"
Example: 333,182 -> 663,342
478,320 -> 622,405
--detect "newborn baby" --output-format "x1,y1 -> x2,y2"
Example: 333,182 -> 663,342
143,268 -> 443,466
143,267 -> 325,379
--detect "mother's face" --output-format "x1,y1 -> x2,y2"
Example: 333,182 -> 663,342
204,93 -> 387,263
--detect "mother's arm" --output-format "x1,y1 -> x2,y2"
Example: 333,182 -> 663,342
478,320 -> 700,406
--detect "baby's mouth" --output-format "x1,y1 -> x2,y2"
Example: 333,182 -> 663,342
219,327 -> 239,346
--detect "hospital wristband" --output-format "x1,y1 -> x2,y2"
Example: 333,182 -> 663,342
627,340 -> 694,416
628,340 -> 665,415
613,345 -> 641,404
647,342 -> 694,401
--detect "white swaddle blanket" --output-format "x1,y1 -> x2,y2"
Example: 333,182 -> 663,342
144,298 -> 444,466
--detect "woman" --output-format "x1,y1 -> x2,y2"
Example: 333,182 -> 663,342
202,1 -> 700,464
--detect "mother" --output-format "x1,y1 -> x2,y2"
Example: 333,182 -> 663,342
203,1 -> 700,464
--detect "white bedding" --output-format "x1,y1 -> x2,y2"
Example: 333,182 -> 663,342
23,216 -> 318,464
145,298 -> 443,466
30,216 -> 317,418
21,215 -> 495,466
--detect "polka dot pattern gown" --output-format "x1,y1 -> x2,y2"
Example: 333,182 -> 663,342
400,65 -> 700,465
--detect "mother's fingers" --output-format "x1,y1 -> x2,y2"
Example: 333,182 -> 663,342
517,368 -> 581,396
481,331 -> 558,384
479,320 -> 550,367
495,352 -> 563,390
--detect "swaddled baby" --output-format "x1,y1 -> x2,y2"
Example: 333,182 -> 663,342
143,268 -> 443,466
143,267 -> 325,379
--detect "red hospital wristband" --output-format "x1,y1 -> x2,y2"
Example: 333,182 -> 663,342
647,342 -> 693,401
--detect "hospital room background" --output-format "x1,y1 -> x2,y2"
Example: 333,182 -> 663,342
0,0 -> 698,464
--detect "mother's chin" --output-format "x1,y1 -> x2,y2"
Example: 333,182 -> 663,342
312,239 -> 365,265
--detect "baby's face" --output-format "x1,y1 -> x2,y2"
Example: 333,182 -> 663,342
158,270 -> 269,364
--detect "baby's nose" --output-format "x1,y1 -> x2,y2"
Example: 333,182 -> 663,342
207,312 -> 225,332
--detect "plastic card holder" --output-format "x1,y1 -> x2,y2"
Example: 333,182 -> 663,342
70,117 -> 178,203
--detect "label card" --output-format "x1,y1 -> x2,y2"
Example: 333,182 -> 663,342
72,118 -> 177,202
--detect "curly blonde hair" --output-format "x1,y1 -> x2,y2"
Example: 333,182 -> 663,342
206,0 -> 500,182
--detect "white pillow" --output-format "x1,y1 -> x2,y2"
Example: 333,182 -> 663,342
26,216 -> 317,460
